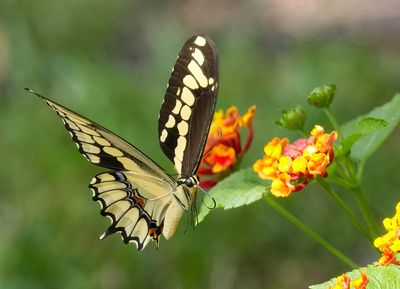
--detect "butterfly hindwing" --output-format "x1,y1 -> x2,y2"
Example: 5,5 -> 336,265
158,35 -> 219,176
90,171 -> 174,250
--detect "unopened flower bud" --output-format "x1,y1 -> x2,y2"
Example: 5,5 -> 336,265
307,84 -> 336,108
275,106 -> 306,131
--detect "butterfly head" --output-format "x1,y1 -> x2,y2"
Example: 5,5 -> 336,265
177,175 -> 199,188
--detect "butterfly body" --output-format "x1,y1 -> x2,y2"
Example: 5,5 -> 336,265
27,35 -> 218,251
163,186 -> 193,239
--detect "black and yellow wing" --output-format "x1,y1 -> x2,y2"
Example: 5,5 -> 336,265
158,35 -> 219,176
90,171 -> 174,250
26,88 -> 176,250
27,89 -> 172,180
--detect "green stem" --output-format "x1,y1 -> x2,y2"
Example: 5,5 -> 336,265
299,129 -> 308,138
317,178 -> 374,244
356,159 -> 366,182
341,157 -> 379,238
328,176 -> 354,190
263,194 -> 358,269
333,160 -> 354,187
324,107 -> 342,137
344,158 -> 358,185
352,186 -> 379,238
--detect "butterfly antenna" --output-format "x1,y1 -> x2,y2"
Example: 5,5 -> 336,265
201,128 -> 222,158
197,185 -> 217,210
183,211 -> 189,234
190,202 -> 198,228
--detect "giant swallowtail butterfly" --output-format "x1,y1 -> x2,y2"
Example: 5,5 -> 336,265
26,35 -> 219,251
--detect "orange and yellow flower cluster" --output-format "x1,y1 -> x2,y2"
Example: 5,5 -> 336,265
198,106 -> 256,188
374,202 -> 400,266
328,271 -> 368,289
253,125 -> 337,197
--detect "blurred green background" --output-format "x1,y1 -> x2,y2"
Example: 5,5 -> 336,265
0,1 -> 399,288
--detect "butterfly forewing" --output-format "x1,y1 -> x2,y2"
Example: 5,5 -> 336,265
158,35 -> 219,176
28,89 -> 174,184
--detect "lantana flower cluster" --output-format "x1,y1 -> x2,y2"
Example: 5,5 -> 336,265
374,202 -> 400,266
198,105 -> 256,188
253,125 -> 337,197
328,271 -> 368,289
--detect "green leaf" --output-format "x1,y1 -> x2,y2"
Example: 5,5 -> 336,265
197,168 -> 269,223
341,94 -> 400,161
337,117 -> 388,156
309,264 -> 400,289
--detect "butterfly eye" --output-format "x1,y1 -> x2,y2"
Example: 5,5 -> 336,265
185,178 -> 195,187
184,176 -> 200,187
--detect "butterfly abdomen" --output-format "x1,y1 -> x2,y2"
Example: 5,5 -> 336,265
163,200 -> 185,239
163,185 -> 196,239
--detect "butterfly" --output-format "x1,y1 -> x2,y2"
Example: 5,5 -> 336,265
26,35 -> 219,251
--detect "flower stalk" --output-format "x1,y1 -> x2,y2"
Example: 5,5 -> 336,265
263,194 -> 358,269
333,152 -> 379,239
352,186 -> 379,238
316,177 -> 373,244
324,107 -> 342,138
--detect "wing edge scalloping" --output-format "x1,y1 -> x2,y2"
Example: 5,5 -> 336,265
89,171 -> 164,251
